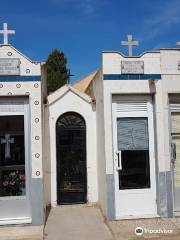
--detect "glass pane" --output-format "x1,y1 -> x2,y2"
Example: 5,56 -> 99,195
117,118 -> 149,150
171,112 -> 180,134
171,113 -> 180,187
172,136 -> 180,187
119,150 -> 150,189
117,117 -> 150,190
0,116 -> 25,197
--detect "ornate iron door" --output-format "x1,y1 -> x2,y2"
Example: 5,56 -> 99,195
56,112 -> 87,204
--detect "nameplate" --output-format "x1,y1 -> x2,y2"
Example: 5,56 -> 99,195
121,61 -> 144,74
0,59 -> 20,75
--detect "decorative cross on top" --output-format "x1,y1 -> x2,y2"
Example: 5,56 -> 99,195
1,134 -> 14,159
0,23 -> 15,45
121,35 -> 139,57
177,41 -> 180,46
67,69 -> 75,84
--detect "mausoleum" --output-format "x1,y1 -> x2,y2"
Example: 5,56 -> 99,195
0,23 -> 45,237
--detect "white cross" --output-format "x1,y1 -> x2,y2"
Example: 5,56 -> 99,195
177,42 -> 180,46
121,35 -> 139,56
1,134 -> 14,159
0,23 -> 15,45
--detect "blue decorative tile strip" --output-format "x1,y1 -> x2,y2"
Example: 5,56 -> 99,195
0,75 -> 41,82
103,74 -> 161,80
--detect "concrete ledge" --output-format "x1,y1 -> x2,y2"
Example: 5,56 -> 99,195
0,225 -> 43,240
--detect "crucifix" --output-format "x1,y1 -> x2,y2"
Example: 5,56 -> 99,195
121,35 -> 139,57
1,134 -> 14,159
0,23 -> 15,45
67,69 -> 75,84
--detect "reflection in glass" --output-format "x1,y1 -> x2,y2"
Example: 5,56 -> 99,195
0,116 -> 25,196
117,117 -> 150,190
119,150 -> 150,189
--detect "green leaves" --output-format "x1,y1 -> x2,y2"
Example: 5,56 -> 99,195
46,49 -> 68,94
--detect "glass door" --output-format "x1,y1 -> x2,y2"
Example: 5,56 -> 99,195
171,112 -> 180,214
112,97 -> 157,219
0,100 -> 31,225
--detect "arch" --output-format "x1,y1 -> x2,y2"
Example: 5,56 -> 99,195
56,111 -> 86,130
56,112 -> 87,204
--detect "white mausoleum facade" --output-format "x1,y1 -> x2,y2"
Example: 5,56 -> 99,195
0,44 -> 45,230
0,25 -> 180,237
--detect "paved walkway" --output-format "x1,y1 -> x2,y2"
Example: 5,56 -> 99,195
108,217 -> 180,240
2,206 -> 180,239
44,205 -> 113,240
44,206 -> 180,240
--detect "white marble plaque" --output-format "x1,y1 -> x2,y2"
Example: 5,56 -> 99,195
0,59 -> 20,75
121,61 -> 144,74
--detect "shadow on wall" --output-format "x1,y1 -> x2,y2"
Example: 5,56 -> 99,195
148,79 -> 157,93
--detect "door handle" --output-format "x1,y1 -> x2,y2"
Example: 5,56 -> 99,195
171,143 -> 176,164
115,151 -> 122,170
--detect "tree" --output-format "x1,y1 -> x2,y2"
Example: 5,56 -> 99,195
46,49 -> 68,94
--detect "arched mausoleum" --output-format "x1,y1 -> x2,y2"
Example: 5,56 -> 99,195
44,84 -> 98,208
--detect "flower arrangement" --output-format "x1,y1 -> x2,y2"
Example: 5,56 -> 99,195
0,170 -> 25,196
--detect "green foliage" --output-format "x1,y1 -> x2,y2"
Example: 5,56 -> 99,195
46,49 -> 68,94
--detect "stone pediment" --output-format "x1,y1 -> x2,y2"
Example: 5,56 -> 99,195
47,85 -> 92,106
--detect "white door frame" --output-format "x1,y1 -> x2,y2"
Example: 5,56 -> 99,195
170,104 -> 180,216
0,98 -> 31,225
112,96 -> 157,219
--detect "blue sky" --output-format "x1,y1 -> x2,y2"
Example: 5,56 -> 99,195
0,0 -> 180,82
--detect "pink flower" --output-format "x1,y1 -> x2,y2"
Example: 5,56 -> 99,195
9,181 -> 15,186
3,180 -> 9,186
19,175 -> 25,181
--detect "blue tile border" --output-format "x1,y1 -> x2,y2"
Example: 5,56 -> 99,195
0,75 -> 41,82
103,74 -> 161,80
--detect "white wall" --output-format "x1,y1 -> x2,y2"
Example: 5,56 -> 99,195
46,89 -> 98,206
43,105 -> 51,205
161,49 -> 180,75
92,70 -> 107,215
